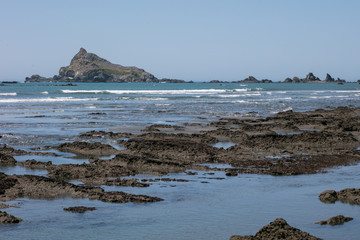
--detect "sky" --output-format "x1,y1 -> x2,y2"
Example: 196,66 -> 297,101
1,0 -> 360,82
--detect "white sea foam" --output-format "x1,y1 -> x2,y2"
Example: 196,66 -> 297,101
0,93 -> 17,96
271,107 -> 293,114
217,94 -> 241,98
155,103 -> 171,106
0,97 -> 98,103
135,97 -> 169,101
309,96 -> 332,99
272,97 -> 292,100
41,91 -> 49,95
61,89 -> 252,95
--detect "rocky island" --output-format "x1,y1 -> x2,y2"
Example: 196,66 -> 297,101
283,72 -> 346,83
25,48 -> 186,83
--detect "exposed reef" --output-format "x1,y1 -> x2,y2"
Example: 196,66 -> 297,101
0,107 -> 359,229
0,173 -> 162,203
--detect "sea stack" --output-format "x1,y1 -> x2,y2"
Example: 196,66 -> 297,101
25,48 -> 159,83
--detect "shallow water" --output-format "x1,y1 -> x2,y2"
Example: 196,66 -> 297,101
211,142 -> 236,149
1,164 -> 360,240
1,82 -> 360,239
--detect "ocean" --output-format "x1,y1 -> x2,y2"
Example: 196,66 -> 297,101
0,82 -> 360,239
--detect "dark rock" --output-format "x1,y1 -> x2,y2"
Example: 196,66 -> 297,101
233,76 -> 260,83
226,171 -> 238,177
319,190 -> 338,203
304,72 -> 320,82
319,188 -> 360,205
25,74 -> 52,82
261,79 -> 273,83
64,206 -> 96,213
316,215 -> 353,226
324,73 -> 335,82
0,153 -> 16,166
337,188 -> 360,205
0,175 -> 18,195
292,76 -> 300,83
284,77 -> 292,83
159,78 -> 186,83
230,218 -> 321,240
0,211 -> 22,224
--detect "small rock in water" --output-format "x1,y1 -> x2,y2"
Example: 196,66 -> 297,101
230,218 -> 321,240
0,211 -> 22,224
316,215 -> 353,226
64,206 -> 96,213
319,190 -> 338,203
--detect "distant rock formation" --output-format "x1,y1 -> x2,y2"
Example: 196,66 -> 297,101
324,73 -> 335,82
283,73 -> 346,83
25,48 -> 185,83
304,72 -> 321,82
232,76 -> 273,83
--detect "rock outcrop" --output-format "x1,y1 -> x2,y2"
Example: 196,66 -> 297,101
64,206 -> 96,213
26,48 -> 184,83
284,73 -> 346,83
319,188 -> 360,205
230,218 -> 321,240
316,215 -> 353,226
324,73 -> 335,82
232,76 -> 273,83
0,211 -> 22,224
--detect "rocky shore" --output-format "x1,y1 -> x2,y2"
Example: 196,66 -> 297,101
0,106 -> 359,236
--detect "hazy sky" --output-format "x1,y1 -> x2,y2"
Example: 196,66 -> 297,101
1,0 -> 359,82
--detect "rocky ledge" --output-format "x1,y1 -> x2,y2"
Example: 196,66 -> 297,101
230,218 -> 321,240
0,173 -> 163,204
25,48 -> 186,83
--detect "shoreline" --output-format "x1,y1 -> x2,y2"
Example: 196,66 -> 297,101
1,107 -> 360,238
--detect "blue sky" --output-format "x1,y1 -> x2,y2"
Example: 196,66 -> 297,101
1,0 -> 359,82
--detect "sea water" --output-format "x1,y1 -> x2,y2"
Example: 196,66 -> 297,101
0,82 -> 360,239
